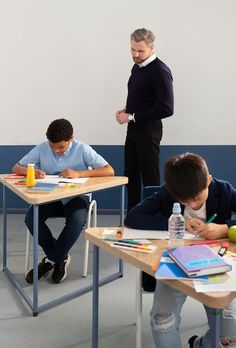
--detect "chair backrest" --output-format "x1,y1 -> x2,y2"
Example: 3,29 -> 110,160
141,186 -> 160,292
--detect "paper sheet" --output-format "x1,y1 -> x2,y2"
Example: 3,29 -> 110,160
122,227 -> 203,240
36,175 -> 88,184
193,257 -> 236,292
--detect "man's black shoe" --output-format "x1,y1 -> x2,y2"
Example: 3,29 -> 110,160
52,255 -> 71,283
188,335 -> 198,348
25,257 -> 54,284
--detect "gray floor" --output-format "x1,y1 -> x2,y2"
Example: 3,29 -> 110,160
0,214 -> 208,348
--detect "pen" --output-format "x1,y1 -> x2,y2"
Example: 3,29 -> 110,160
103,238 -> 143,245
103,237 -> 121,242
58,180 -> 75,184
206,213 -> 217,224
190,240 -> 219,246
113,242 -> 149,250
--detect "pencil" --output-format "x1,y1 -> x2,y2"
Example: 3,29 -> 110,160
190,240 -> 219,246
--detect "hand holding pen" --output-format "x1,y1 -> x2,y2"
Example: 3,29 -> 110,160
187,212 -> 229,241
35,169 -> 46,179
185,217 -> 203,235
191,213 -> 228,240
186,213 -> 217,235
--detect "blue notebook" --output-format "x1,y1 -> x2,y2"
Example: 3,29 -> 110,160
27,183 -> 58,193
155,251 -> 209,280
168,244 -> 232,277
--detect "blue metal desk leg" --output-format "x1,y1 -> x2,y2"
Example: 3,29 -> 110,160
119,184 -> 125,274
208,306 -> 221,348
32,205 -> 39,316
2,185 -> 7,270
119,184 -> 125,227
92,244 -> 99,348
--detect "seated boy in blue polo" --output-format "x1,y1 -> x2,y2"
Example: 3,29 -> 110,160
125,152 -> 236,348
13,118 -> 114,284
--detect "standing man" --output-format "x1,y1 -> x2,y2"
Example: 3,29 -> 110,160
116,28 -> 174,211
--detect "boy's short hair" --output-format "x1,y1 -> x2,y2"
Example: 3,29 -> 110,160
164,153 -> 209,201
46,118 -> 73,143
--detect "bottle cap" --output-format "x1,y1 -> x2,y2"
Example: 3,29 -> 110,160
173,202 -> 181,214
221,242 -> 229,249
28,163 -> 35,167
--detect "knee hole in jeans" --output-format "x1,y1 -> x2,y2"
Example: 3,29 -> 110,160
223,307 -> 236,320
151,312 -> 175,332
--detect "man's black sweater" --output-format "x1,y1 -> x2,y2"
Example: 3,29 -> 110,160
126,57 -> 174,134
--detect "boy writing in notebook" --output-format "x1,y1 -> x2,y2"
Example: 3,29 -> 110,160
125,153 -> 236,348
12,118 -> 114,284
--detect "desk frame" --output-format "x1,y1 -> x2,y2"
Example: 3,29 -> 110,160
1,177 -> 127,316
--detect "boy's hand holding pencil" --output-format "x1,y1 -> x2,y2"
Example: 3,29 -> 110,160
186,213 -> 228,240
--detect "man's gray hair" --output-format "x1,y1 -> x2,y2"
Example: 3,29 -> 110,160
131,28 -> 155,46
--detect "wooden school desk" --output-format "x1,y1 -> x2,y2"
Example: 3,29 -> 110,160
0,176 -> 128,315
85,227 -> 236,348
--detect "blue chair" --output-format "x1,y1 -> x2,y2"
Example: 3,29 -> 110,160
136,186 -> 160,348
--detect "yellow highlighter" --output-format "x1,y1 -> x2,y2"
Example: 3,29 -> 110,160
59,183 -> 77,188
66,184 -> 77,188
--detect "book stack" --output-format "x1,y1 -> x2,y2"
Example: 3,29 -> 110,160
167,244 -> 232,277
155,250 -> 209,280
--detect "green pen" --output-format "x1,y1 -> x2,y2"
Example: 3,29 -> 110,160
102,237 -> 119,242
207,213 -> 217,224
103,237 -> 142,245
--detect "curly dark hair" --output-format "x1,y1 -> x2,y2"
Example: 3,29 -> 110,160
46,118 -> 73,143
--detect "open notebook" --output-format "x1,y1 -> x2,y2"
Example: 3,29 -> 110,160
36,175 -> 88,184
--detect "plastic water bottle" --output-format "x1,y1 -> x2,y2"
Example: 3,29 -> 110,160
26,163 -> 36,187
168,202 -> 185,247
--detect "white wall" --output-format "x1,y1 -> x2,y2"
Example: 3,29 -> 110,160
1,0 -> 236,145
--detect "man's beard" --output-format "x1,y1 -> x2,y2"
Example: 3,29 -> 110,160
132,57 -> 144,64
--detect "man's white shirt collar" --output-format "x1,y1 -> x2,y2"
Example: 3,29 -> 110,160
138,53 -> 156,68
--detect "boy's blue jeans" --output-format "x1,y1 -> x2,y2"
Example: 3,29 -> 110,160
151,281 -> 236,348
25,196 -> 88,263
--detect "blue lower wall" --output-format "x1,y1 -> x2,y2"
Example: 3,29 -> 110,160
1,145 -> 236,211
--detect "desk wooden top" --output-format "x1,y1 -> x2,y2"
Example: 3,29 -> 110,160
0,176 -> 128,205
85,227 -> 236,309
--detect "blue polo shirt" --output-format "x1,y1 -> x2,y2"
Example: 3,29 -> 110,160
19,140 -> 108,173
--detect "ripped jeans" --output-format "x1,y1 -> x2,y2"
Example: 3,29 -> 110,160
150,281 -> 236,348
